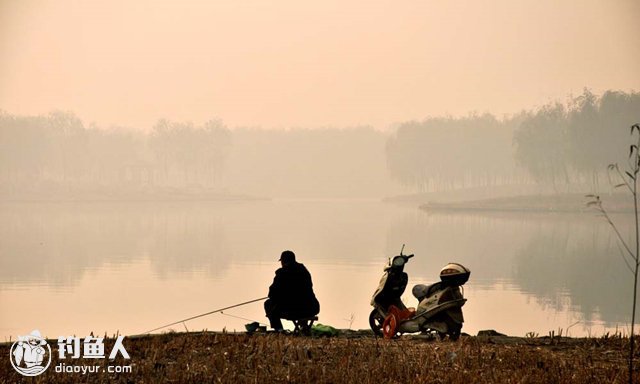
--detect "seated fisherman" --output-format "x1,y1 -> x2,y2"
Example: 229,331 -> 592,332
264,250 -> 320,331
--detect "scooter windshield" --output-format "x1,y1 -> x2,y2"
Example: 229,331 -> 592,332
392,257 -> 405,267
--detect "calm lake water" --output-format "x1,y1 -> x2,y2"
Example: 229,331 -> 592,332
0,199 -> 635,340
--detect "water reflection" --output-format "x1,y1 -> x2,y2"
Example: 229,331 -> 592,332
512,217 -> 632,325
386,211 -> 533,283
384,209 -> 633,329
0,203 -> 234,286
0,201 -> 634,337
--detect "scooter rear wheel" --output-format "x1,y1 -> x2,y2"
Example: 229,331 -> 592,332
448,325 -> 461,341
444,320 -> 462,341
369,309 -> 384,337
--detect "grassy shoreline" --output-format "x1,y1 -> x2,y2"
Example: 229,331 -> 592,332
1,330 -> 632,383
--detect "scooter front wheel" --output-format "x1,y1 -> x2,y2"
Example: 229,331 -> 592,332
369,309 -> 384,337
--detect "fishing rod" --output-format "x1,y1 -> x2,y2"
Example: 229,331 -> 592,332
144,296 -> 268,334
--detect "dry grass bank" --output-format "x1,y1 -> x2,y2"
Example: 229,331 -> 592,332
0,331 -> 634,383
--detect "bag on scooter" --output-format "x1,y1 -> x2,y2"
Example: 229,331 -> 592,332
440,263 -> 470,286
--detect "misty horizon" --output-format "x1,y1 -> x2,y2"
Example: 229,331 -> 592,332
2,89 -> 638,200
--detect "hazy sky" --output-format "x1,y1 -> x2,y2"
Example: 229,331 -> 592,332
1,0 -> 638,130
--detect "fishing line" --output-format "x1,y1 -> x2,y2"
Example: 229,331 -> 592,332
218,311 -> 269,327
144,296 -> 268,334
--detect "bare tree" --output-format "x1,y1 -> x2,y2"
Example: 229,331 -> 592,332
587,123 -> 640,384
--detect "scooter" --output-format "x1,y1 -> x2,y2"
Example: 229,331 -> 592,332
369,246 -> 470,340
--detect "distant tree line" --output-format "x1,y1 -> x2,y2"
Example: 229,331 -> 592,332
150,119 -> 231,188
2,89 -> 638,198
0,111 -> 394,198
386,114 -> 521,192
386,89 -> 640,193
0,111 -> 231,195
222,126 -> 393,198
513,90 -> 640,191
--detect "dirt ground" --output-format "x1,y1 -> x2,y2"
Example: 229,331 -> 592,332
0,331 -> 635,383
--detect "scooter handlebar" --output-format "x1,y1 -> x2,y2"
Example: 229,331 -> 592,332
405,254 -> 414,259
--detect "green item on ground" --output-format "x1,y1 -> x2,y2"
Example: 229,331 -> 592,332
311,323 -> 339,337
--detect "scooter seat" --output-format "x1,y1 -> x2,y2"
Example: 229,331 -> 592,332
412,283 -> 442,301
426,282 -> 443,297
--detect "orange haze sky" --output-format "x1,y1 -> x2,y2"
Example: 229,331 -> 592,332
1,0 -> 638,130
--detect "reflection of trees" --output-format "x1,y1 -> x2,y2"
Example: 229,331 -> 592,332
385,211 -> 534,284
0,203 -> 146,287
0,203 -> 232,287
4,198 -> 634,331
387,209 -> 635,325
147,204 -> 231,278
513,218 -> 633,325
0,200 -> 406,288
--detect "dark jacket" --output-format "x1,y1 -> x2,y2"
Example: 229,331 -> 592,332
268,262 -> 320,318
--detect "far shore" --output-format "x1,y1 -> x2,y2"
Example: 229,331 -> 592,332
421,193 -> 634,213
0,189 -> 270,203
385,191 -> 634,213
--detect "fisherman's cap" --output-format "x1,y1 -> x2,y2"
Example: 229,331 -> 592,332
279,250 -> 296,262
